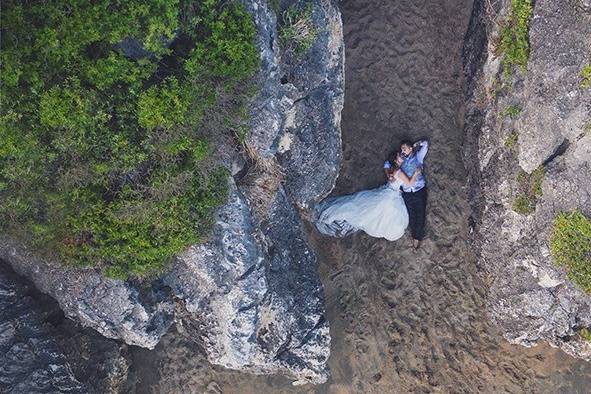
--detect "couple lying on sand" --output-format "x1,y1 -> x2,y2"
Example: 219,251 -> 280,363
315,139 -> 428,249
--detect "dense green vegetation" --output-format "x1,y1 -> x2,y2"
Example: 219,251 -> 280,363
0,0 -> 259,279
499,0 -> 533,73
551,210 -> 591,293
512,166 -> 543,215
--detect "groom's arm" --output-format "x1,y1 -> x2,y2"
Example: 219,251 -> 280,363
415,140 -> 429,164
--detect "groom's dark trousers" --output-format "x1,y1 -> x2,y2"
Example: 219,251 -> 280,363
401,187 -> 427,240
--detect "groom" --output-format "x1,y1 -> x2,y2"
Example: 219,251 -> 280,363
399,139 -> 428,249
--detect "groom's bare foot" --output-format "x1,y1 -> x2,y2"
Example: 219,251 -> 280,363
412,239 -> 420,249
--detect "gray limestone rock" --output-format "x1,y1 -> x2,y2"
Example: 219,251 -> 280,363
162,0 -> 343,383
166,182 -> 329,384
0,238 -> 175,350
244,0 -> 344,208
516,0 -> 591,173
274,0 -> 344,209
463,0 -> 591,360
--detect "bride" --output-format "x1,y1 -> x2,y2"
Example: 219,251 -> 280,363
314,153 -> 420,241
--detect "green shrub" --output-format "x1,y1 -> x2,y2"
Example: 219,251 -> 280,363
499,0 -> 533,73
580,328 -> 591,342
581,65 -> 591,89
279,3 -> 317,57
531,166 -> 544,198
550,210 -> 591,293
502,105 -> 522,119
504,132 -> 519,149
138,77 -> 191,130
512,195 -> 534,215
0,0 -> 258,279
512,166 -> 544,214
268,0 -> 281,15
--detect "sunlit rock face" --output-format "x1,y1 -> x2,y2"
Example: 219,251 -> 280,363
463,0 -> 591,360
166,183 -> 330,384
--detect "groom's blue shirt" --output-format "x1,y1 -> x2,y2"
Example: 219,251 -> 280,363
400,140 -> 428,192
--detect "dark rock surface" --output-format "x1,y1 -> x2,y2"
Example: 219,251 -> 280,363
463,0 -> 591,360
0,262 -> 132,393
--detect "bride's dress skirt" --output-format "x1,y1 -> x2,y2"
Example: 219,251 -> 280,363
314,183 -> 409,241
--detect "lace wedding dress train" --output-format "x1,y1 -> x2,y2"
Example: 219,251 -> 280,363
314,177 -> 409,241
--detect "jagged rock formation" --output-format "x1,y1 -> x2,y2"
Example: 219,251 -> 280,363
0,0 -> 343,386
166,185 -> 330,383
165,0 -> 343,384
0,263 -> 133,393
463,0 -> 591,359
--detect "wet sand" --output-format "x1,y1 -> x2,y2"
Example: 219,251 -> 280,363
132,0 -> 591,392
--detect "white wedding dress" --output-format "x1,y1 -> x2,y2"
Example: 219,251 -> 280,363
314,175 -> 409,241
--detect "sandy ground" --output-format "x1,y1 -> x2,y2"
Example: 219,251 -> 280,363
131,0 -> 591,392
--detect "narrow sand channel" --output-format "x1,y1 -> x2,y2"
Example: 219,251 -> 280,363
132,0 -> 591,392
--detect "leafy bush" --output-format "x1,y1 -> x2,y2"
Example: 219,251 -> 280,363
502,105 -> 521,119
499,0 -> 533,73
550,210 -> 591,293
279,3 -> 317,57
0,0 -> 259,279
512,195 -> 534,215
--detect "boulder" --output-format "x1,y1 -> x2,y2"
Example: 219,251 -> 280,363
0,0 -> 344,385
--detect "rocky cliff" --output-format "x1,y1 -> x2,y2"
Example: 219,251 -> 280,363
463,0 -> 591,359
0,263 -> 133,393
160,0 -> 343,383
0,0 -> 343,386
0,238 -> 175,349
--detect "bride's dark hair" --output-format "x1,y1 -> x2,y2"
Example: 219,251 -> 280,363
385,151 -> 401,177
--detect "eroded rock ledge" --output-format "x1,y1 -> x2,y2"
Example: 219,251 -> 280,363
0,0 -> 343,386
463,0 -> 591,359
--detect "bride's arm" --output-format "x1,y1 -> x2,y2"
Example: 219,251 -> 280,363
396,168 -> 421,186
